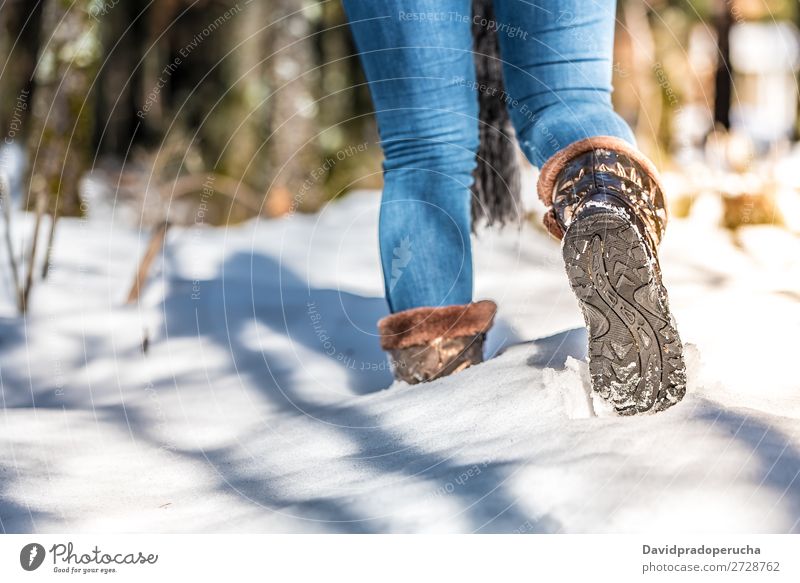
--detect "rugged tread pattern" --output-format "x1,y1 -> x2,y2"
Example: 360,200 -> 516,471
563,211 -> 686,415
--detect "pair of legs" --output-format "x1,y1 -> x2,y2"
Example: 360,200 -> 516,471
343,0 -> 634,312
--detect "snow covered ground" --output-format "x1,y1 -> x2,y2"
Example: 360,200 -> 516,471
0,190 -> 799,533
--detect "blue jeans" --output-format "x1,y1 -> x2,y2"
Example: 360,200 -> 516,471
343,0 -> 635,313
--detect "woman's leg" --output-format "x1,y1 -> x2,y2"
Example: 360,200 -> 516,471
492,0 -> 634,167
344,1 -> 496,384
343,0 -> 477,313
492,0 -> 686,414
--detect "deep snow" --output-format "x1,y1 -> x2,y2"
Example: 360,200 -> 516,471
0,189 -> 799,533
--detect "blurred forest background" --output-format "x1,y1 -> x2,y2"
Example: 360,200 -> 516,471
1,0 -> 799,310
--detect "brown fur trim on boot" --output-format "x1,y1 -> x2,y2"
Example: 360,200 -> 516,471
378,300 -> 497,350
536,137 -> 668,247
378,300 -> 497,384
536,136 -> 665,207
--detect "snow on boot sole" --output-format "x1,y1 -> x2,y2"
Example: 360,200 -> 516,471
562,208 -> 686,415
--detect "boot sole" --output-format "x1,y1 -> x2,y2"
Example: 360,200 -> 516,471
562,209 -> 686,415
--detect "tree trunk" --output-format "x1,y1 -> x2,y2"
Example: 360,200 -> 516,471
713,0 -> 733,130
621,0 -> 663,155
25,0 -> 101,216
263,0 -> 322,214
212,0 -> 272,220
0,1 -> 44,143
95,0 -> 146,156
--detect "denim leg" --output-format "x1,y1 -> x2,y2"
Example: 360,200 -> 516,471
492,0 -> 635,167
342,0 -> 477,313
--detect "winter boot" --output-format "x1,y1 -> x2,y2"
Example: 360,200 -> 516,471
378,300 -> 497,384
538,137 -> 686,414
